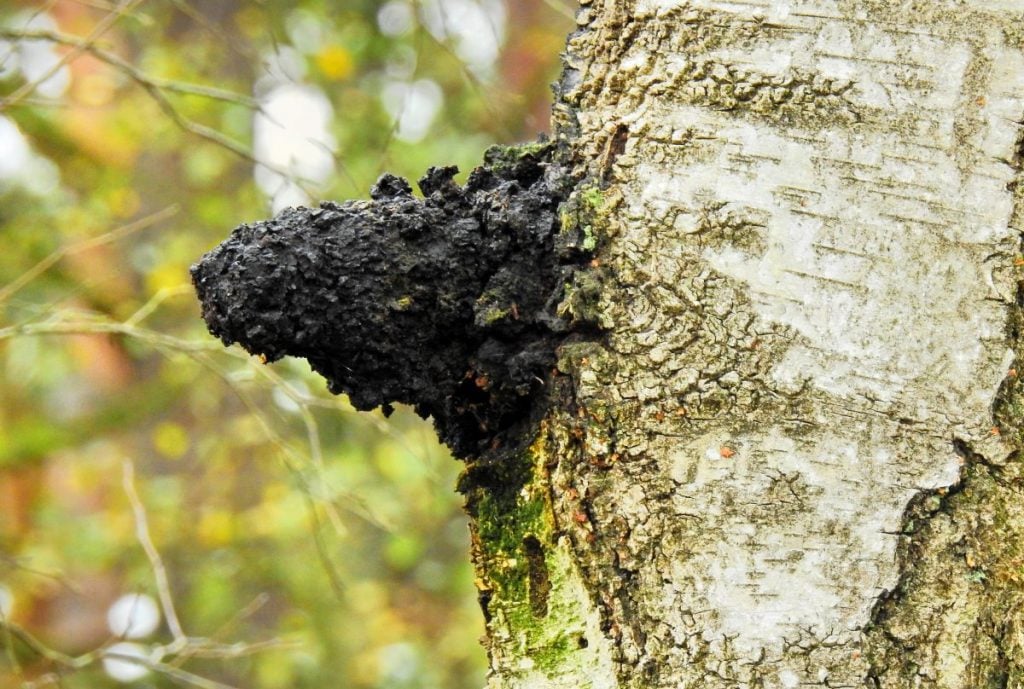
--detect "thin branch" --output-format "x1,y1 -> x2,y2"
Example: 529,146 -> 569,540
413,1 -> 517,136
0,313 -> 409,529
123,284 -> 193,327
0,29 -> 319,192
178,349 -> 355,594
0,621 -> 86,669
164,0 -> 259,62
0,312 -> 395,601
0,320 -> 222,352
0,205 -> 179,307
0,554 -> 81,594
0,0 -> 60,73
0,28 -> 261,108
163,637 -> 299,661
0,0 -> 144,111
101,649 -> 241,689
145,661 -> 237,689
207,594 -> 269,642
121,459 -> 187,645
305,492 -> 348,603
0,591 -> 21,680
2,615 -> 294,688
66,0 -> 126,10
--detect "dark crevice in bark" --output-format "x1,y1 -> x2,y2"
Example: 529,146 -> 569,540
523,535 -> 551,617
861,138 -> 1024,686
864,436 -> 1023,685
865,333 -> 1024,686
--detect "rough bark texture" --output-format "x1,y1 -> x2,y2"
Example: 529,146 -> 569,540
471,1 -> 1024,688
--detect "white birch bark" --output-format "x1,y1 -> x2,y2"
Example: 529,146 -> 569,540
473,2 -> 1024,687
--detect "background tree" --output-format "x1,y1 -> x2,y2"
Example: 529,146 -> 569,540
0,1 -> 572,687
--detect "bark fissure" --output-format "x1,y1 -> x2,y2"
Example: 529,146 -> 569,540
862,198 -> 1024,686
524,535 -> 552,618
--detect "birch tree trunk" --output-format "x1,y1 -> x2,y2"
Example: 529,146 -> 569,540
466,2 -> 1024,687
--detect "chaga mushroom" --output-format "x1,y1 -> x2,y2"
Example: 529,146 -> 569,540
191,142 -> 592,458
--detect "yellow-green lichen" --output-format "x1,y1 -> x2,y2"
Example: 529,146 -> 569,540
558,182 -> 618,256
483,141 -> 555,176
467,431 -> 613,684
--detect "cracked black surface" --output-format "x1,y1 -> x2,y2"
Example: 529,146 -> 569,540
192,143 -> 587,458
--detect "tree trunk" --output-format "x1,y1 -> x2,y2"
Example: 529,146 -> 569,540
467,2 -> 1024,687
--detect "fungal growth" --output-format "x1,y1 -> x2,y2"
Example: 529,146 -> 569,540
192,143 -> 592,458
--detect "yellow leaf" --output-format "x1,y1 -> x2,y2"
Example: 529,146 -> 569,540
153,421 -> 189,459
145,262 -> 189,296
197,509 -> 234,547
315,45 -> 354,80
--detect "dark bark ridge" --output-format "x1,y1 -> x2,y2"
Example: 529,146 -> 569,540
192,143 -> 595,458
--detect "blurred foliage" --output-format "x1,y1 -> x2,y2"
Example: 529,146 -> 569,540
0,1 -> 572,687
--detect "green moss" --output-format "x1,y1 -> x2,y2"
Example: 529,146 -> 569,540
556,341 -> 612,376
474,489 -> 548,561
557,182 -> 615,257
482,140 -> 554,176
474,291 -> 512,326
461,171 -> 620,683
551,181 -> 621,331
558,270 -> 607,327
580,185 -> 604,210
465,432 -> 603,679
464,434 -> 551,617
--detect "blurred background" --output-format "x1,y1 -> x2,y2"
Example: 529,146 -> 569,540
0,1 -> 572,687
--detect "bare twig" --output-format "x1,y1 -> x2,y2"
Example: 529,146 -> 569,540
0,620 -> 86,669
0,313 -> 399,605
121,459 -> 187,646
0,28 -> 261,107
165,0 -> 259,62
0,205 -> 179,307
1,613 -> 295,688
0,313 -> 407,528
0,0 -> 144,111
123,284 -> 193,327
101,648 -> 241,689
0,0 -> 60,74
208,594 -> 269,641
0,320 -> 222,352
0,554 -> 81,594
0,28 -> 319,192
0,587 -> 21,680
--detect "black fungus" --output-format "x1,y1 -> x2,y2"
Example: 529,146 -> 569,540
191,143 -> 581,458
